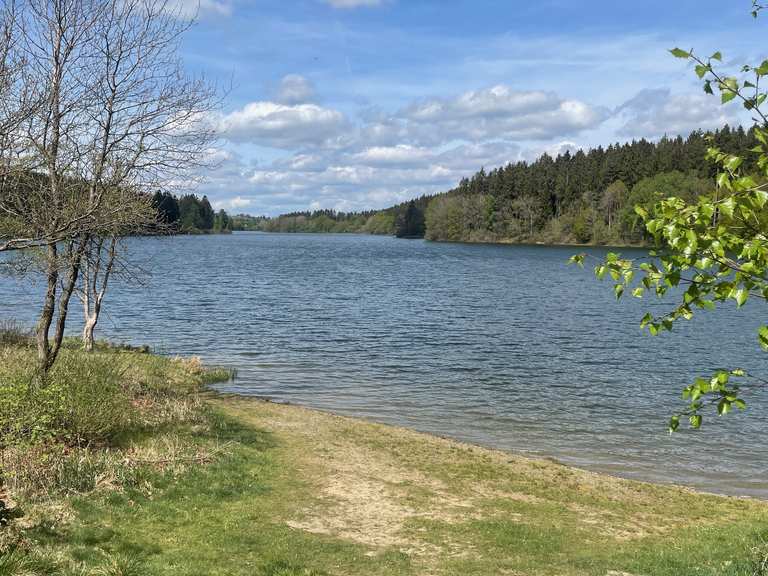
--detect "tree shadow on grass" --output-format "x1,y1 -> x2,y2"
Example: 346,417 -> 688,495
21,409 -> 280,573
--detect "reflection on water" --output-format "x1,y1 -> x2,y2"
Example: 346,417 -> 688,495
2,232 -> 767,497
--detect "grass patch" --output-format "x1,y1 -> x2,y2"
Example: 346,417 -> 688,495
0,337 -> 766,575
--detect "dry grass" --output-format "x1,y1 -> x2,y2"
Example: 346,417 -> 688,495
218,396 -> 768,576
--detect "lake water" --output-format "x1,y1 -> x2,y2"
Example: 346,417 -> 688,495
3,232 -> 767,497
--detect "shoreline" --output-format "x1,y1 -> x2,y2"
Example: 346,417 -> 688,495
4,345 -> 768,574
214,391 -> 762,502
230,229 -> 649,250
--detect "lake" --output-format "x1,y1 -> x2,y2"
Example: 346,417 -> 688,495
2,232 -> 767,497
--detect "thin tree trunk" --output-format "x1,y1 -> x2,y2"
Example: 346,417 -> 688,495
80,236 -> 115,352
35,238 -> 86,376
82,315 -> 97,351
35,242 -> 58,378
49,244 -> 83,367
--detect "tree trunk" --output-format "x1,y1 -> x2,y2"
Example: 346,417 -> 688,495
82,315 -> 97,352
35,243 -> 58,379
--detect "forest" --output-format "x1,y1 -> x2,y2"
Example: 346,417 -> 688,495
152,192 -> 232,234
231,196 -> 431,238
423,126 -> 760,244
243,125 -> 760,245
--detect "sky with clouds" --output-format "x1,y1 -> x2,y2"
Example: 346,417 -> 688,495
175,0 -> 766,215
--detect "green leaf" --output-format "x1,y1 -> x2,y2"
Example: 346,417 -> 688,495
719,196 -> 736,218
758,326 -> 768,350
754,189 -> 768,208
670,48 -> 691,59
689,414 -> 702,428
710,51 -> 722,61
569,254 -> 585,267
669,415 -> 680,433
734,288 -> 748,307
595,265 -> 607,280
725,156 -> 743,171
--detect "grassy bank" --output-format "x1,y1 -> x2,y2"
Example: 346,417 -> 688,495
1,341 -> 767,575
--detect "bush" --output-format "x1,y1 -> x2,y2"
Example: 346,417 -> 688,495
0,345 -> 231,503
47,354 -> 132,445
0,352 -> 131,446
0,321 -> 31,348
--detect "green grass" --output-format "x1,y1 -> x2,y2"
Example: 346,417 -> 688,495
1,342 -> 768,575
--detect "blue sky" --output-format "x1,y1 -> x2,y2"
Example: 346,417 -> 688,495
175,0 -> 767,215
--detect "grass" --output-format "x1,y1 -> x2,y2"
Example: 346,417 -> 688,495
1,339 -> 767,575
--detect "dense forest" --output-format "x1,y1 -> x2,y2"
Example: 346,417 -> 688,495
423,126 -> 760,244
152,192 -> 232,234
232,196 -> 431,238
241,125 -> 760,245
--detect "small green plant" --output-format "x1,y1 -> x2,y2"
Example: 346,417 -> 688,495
95,553 -> 148,576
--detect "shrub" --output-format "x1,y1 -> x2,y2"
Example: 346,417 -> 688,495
0,321 -> 31,348
46,354 -> 132,445
0,352 -> 131,447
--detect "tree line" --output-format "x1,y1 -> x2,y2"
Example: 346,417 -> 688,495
247,125 -> 760,246
152,192 -> 232,234
424,126 -> 759,244
231,195 -> 431,238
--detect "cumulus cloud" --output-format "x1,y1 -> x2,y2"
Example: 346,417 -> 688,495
615,88 -> 739,138
213,195 -> 253,211
275,75 -> 315,105
218,101 -> 347,149
351,145 -> 433,166
400,86 -> 606,143
323,0 -> 384,8
204,85 -> 610,214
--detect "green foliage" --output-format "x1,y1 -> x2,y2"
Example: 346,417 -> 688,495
575,15 -> 768,430
0,351 -> 131,445
423,127 -> 758,244
361,210 -> 396,234
231,196 -> 431,238
151,192 -> 229,234
394,200 -> 425,238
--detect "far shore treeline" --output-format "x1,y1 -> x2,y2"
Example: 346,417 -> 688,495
235,125 -> 761,244
152,191 -> 232,234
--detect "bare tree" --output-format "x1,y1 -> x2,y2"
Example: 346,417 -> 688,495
513,195 -> 539,238
600,180 -> 628,232
0,0 -> 218,374
77,236 -> 117,352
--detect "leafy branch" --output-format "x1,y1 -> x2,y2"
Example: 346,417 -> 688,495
571,27 -> 768,431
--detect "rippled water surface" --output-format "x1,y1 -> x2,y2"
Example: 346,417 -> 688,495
3,232 -> 767,497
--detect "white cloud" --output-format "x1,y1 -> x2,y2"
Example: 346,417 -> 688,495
351,145 -> 433,166
204,85 -> 611,215
230,196 -> 253,208
615,88 -> 740,139
167,0 -> 232,18
213,195 -> 253,211
275,75 -> 315,105
400,86 -> 606,143
218,101 -> 347,149
323,0 -> 384,8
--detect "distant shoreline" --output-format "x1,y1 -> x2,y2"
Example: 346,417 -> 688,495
232,228 -> 649,250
